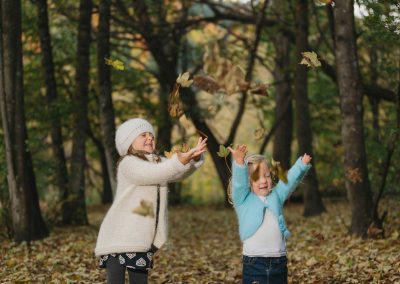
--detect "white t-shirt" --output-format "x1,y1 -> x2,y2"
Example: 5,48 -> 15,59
243,196 -> 287,257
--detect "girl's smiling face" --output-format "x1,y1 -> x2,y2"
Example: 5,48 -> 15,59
250,161 -> 273,197
131,132 -> 155,154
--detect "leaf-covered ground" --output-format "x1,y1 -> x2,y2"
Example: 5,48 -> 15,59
1,198 -> 399,283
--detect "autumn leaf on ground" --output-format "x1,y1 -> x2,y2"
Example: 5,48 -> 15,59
254,128 -> 265,140
132,200 -> 154,217
367,224 -> 384,239
104,57 -> 124,70
346,167 -> 363,184
300,51 -> 321,68
217,145 -> 230,158
271,159 -> 288,183
176,72 -> 193,87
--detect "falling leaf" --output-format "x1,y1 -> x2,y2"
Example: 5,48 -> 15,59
164,144 -> 190,158
315,0 -> 333,5
249,83 -> 269,96
176,72 -> 193,87
193,75 -> 221,94
181,143 -> 190,153
164,150 -> 174,159
254,128 -> 265,141
270,159 -> 288,183
217,145 -> 230,158
300,51 -> 321,68
104,57 -> 125,70
168,83 -> 184,118
346,167 -> 363,184
132,200 -> 154,217
170,83 -> 180,98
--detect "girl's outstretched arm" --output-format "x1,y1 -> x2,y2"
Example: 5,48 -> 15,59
275,153 -> 312,204
229,145 -> 250,206
168,137 -> 207,182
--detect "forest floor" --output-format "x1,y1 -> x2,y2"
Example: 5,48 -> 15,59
0,198 -> 399,283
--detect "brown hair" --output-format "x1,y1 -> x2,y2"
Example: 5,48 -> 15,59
115,144 -> 161,176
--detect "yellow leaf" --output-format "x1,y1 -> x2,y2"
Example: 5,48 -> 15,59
254,128 -> 265,140
177,72 -> 193,87
181,143 -> 190,153
132,200 -> 154,217
315,0 -> 333,5
104,57 -> 125,70
164,150 -> 174,159
300,51 -> 321,68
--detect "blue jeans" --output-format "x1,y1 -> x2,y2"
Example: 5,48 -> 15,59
242,255 -> 288,284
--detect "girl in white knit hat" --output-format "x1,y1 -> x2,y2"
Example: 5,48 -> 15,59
95,118 -> 207,284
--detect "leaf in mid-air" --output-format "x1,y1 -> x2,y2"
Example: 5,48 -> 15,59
217,145 -> 230,158
176,72 -> 193,87
249,83 -> 269,96
193,75 -> 221,94
300,51 -> 321,68
181,143 -> 190,153
270,159 -> 288,183
104,57 -> 125,70
315,0 -> 333,5
132,200 -> 154,217
164,144 -> 190,158
254,128 -> 265,140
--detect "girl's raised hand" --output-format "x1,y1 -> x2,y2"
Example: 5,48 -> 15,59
177,137 -> 208,165
302,153 -> 312,165
228,144 -> 247,165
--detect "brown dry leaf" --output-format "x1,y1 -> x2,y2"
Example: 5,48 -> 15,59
249,83 -> 269,96
346,167 -> 363,184
367,224 -> 384,239
1,199 -> 399,283
193,75 -> 221,94
254,128 -> 265,141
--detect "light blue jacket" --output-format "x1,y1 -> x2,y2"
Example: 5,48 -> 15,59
232,157 -> 311,241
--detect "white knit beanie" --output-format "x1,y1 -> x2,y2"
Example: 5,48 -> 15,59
115,118 -> 155,156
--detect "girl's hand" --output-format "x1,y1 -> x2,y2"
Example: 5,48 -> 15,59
177,137 -> 208,165
302,153 -> 312,165
227,144 -> 247,165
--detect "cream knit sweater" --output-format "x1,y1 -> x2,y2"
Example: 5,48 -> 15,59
95,153 -> 203,256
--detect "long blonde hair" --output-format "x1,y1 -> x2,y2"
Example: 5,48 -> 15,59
227,154 -> 276,205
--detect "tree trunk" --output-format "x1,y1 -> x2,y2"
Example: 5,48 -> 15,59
0,0 -> 48,242
333,0 -> 372,237
294,0 -> 325,216
269,0 -> 292,170
36,0 -> 69,204
87,127 -> 112,204
63,0 -> 92,225
271,34 -> 293,170
97,0 -> 117,197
